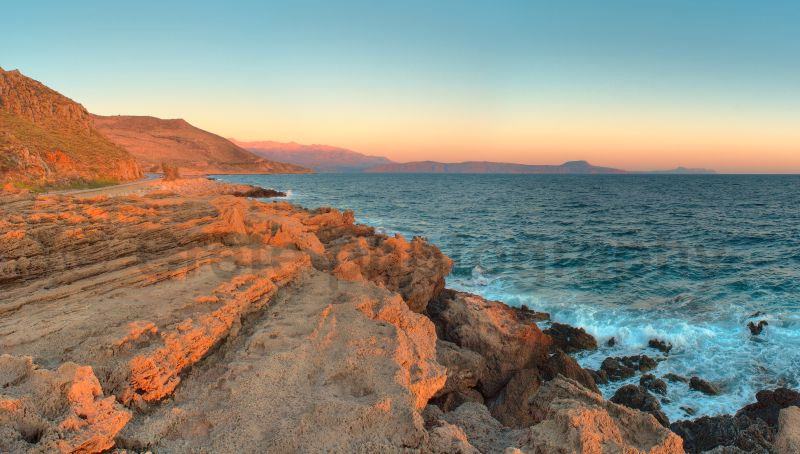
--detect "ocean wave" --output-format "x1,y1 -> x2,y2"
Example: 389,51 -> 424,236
461,282 -> 800,421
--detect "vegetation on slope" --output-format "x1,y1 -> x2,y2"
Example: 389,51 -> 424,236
0,68 -> 142,188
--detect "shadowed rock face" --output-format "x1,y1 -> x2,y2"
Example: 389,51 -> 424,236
671,414 -> 774,453
670,387 -> 800,453
0,68 -> 142,188
427,377 -> 683,454
736,388 -> 800,426
426,289 -> 552,398
543,322 -> 598,353
611,384 -> 670,427
539,349 -> 600,394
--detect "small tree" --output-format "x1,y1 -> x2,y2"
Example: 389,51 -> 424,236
162,162 -> 180,180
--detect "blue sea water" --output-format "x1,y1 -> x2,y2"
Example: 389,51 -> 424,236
217,173 -> 800,421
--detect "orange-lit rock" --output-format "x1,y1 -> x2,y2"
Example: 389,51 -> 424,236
427,289 -> 553,397
330,233 -> 452,313
0,355 -> 131,453
356,292 -> 446,409
431,377 -> 683,453
115,252 -> 310,405
0,178 -> 454,452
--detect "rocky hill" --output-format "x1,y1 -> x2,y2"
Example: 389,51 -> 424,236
0,67 -> 142,188
232,139 -> 393,173
93,116 -> 311,175
365,159 -> 628,174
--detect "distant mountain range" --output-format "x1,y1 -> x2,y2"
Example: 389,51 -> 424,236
230,142 -> 717,174
365,160 -> 716,174
93,116 -> 310,175
364,160 -> 629,174
231,139 -> 393,173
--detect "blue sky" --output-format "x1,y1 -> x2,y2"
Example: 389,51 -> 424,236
3,0 -> 799,171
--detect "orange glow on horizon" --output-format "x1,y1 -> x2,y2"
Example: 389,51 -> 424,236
209,110 -> 800,174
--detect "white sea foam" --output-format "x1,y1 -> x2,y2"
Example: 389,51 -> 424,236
470,265 -> 494,286
454,283 -> 800,422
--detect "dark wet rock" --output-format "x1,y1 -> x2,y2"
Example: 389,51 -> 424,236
606,337 -> 616,347
587,368 -> 609,386
670,414 -> 774,454
517,304 -> 550,322
610,384 -> 669,427
640,374 -> 668,395
648,338 -> 673,354
736,387 -> 800,426
681,406 -> 697,416
690,376 -> 721,396
664,373 -> 689,383
601,357 -> 636,381
673,385 -> 800,453
600,355 -> 658,381
231,186 -> 286,198
747,320 -> 768,335
633,355 -> 658,371
543,322 -> 597,353
538,349 -> 600,393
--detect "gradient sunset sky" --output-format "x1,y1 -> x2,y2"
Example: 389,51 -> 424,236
5,0 -> 799,172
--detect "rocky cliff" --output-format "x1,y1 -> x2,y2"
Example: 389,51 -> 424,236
93,116 -> 312,175
0,68 -> 142,188
0,178 -> 687,453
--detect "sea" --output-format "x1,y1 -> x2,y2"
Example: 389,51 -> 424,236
216,173 -> 800,421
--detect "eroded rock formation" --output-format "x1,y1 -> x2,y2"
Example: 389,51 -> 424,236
425,377 -> 683,453
0,178 -> 452,451
0,177 -> 690,452
0,355 -> 130,453
426,289 -> 552,397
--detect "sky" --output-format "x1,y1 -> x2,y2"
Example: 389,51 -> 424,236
3,0 -> 799,172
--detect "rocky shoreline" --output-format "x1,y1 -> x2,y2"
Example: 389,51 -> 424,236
1,178 -> 798,453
